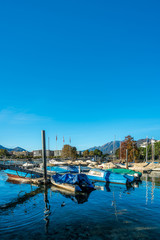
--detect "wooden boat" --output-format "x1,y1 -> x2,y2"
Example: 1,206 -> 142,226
3,169 -> 41,182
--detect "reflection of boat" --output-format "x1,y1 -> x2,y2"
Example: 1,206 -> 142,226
51,186 -> 92,204
86,169 -> 134,185
51,173 -> 95,192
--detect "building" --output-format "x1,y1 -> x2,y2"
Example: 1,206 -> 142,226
33,150 -> 56,158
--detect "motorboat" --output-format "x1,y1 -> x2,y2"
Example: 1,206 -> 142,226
86,168 -> 134,185
51,173 -> 95,192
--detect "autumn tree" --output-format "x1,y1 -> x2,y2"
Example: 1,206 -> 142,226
61,145 -> 77,159
120,135 -> 139,162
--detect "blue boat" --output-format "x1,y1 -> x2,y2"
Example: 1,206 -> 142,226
3,169 -> 41,180
86,169 -> 134,185
47,165 -> 79,173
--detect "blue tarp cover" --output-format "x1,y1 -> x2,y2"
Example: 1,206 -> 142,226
52,173 -> 94,189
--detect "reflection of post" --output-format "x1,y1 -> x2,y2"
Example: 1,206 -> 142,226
44,185 -> 50,234
146,174 -> 148,205
112,191 -> 118,221
126,149 -> 128,169
151,177 -> 155,203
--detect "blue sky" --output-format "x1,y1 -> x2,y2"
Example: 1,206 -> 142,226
0,0 -> 160,151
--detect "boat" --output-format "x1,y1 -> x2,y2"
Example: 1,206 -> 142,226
86,168 -> 134,185
3,169 -> 41,182
106,168 -> 142,181
49,159 -> 66,165
23,161 -> 39,169
47,165 -> 79,173
51,173 -> 95,192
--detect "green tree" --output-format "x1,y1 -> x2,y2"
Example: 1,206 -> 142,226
94,149 -> 102,157
0,149 -> 9,157
89,151 -> 94,157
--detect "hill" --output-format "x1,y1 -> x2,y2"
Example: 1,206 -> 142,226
88,141 -> 120,154
0,145 -> 26,152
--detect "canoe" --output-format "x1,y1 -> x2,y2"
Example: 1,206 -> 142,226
51,173 -> 95,192
86,169 -> 134,185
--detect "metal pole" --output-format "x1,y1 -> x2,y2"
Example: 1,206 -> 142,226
126,149 -> 128,169
146,137 -> 148,162
42,130 -> 47,184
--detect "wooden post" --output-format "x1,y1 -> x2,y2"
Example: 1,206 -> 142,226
42,130 -> 47,184
126,149 -> 128,169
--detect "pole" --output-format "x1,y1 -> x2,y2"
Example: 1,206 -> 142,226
126,149 -> 128,169
146,137 -> 148,162
151,138 -> 154,163
42,130 -> 47,184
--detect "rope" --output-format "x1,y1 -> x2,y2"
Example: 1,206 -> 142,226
16,170 -> 29,178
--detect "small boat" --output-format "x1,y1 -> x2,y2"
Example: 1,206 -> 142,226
49,160 -> 66,165
3,169 -> 41,182
47,165 -> 79,173
23,161 -> 39,169
106,168 -> 142,181
86,169 -> 134,185
51,173 -> 95,192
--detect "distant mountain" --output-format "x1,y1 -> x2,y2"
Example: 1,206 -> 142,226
136,138 -> 152,148
0,145 -> 26,152
88,141 -> 120,154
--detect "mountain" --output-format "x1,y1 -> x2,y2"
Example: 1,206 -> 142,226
88,141 -> 120,154
136,138 -> 152,148
0,145 -> 26,152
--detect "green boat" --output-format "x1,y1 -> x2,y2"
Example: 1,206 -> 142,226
106,168 -> 142,181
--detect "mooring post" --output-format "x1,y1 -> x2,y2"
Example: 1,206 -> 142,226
79,165 -> 81,173
42,130 -> 47,184
126,149 -> 128,169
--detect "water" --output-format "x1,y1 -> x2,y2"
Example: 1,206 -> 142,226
0,171 -> 160,240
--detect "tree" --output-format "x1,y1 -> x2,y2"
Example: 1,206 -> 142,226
83,150 -> 89,158
94,149 -> 102,157
0,149 -> 9,157
120,135 -> 139,162
61,145 -> 77,159
89,151 -> 94,157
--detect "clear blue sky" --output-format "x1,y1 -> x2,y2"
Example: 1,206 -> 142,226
0,0 -> 160,151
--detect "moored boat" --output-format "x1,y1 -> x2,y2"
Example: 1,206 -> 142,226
3,169 -> 41,182
51,173 -> 95,192
106,168 -> 142,181
86,168 -> 134,185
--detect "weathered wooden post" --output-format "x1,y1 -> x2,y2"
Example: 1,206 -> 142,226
126,149 -> 128,169
42,130 -> 47,184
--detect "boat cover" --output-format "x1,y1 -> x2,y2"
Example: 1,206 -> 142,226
52,173 -> 94,189
107,168 -> 142,177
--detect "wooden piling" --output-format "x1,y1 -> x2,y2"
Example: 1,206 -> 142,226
42,130 -> 47,184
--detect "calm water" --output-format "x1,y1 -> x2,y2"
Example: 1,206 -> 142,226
0,171 -> 160,240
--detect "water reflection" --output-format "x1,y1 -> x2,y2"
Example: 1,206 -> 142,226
43,185 -> 51,234
51,186 -> 92,204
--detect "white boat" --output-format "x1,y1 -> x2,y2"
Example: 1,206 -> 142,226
49,159 -> 66,165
